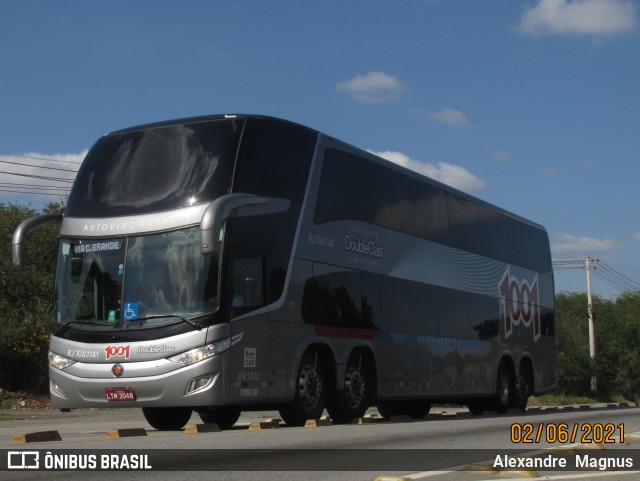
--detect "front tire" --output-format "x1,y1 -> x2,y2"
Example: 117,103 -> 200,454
142,407 -> 192,430
198,407 -> 241,429
279,350 -> 326,426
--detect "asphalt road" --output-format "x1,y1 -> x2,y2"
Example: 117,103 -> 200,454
2,404 -> 640,481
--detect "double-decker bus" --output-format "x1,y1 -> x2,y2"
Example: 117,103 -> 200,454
13,114 -> 556,430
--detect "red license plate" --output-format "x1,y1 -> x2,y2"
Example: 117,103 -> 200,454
105,387 -> 136,401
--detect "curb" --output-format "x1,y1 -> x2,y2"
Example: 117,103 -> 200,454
184,423 -> 221,434
106,428 -> 147,438
12,430 -> 62,443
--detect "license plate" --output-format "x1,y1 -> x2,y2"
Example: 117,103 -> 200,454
105,387 -> 136,401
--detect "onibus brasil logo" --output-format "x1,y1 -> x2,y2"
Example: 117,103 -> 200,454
499,268 -> 541,342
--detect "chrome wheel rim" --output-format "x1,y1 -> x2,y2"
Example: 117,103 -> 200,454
298,364 -> 322,411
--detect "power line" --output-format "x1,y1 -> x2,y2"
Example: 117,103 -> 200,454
0,170 -> 75,183
553,257 -> 640,293
592,262 -> 640,292
599,261 -> 640,289
0,184 -> 71,195
0,151 -> 83,165
0,158 -> 79,173
0,188 -> 70,196
552,259 -> 584,270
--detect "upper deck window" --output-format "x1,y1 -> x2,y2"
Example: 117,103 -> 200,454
66,118 -> 242,217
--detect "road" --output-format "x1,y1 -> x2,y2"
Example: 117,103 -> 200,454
1,404 -> 640,481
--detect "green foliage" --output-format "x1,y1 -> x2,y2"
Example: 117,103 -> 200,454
555,291 -> 640,401
0,202 -> 63,393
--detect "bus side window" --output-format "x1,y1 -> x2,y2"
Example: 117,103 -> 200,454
228,254 -> 265,312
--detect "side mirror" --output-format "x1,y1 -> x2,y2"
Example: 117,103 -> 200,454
200,193 -> 290,255
12,214 -> 63,267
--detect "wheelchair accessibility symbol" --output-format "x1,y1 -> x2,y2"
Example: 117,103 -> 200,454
124,302 -> 139,321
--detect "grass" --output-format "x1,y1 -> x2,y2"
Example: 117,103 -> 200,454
528,393 -> 627,406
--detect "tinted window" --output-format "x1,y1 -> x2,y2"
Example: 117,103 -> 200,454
379,276 -> 402,332
314,148 -> 550,273
478,206 -> 508,261
225,215 -> 291,311
437,287 -> 471,338
531,228 -> 552,272
301,270 -> 378,330
506,217 -> 533,268
314,149 -> 372,225
540,308 -> 555,337
227,118 -> 317,308
412,182 -> 450,245
402,281 -> 438,335
469,293 -> 499,340
234,118 -> 316,203
447,195 -> 481,254
370,164 -> 414,234
67,119 -> 241,217
225,250 -> 266,317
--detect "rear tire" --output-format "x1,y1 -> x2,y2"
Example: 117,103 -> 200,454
142,407 -> 192,430
279,350 -> 326,426
515,365 -> 531,413
408,401 -> 431,419
494,361 -> 513,414
467,400 -> 486,415
328,353 -> 371,423
198,407 -> 241,429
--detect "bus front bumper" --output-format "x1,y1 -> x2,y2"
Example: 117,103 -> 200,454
48,356 -> 225,409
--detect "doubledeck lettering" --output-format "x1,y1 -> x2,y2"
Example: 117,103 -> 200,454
344,234 -> 384,259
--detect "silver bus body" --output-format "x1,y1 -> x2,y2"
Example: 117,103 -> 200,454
14,115 -> 556,428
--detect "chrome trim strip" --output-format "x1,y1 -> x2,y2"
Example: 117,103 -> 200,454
60,204 -> 209,237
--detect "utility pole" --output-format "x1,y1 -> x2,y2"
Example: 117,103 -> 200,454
585,256 -> 597,392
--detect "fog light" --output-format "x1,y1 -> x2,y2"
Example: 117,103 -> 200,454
50,380 -> 64,397
186,375 -> 214,394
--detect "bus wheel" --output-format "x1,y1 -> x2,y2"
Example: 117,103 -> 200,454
467,400 -> 485,415
376,400 -> 398,420
515,366 -> 531,413
279,351 -> 326,426
142,407 -> 192,430
494,361 -> 513,414
328,354 -> 370,423
408,401 -> 431,419
198,407 -> 241,429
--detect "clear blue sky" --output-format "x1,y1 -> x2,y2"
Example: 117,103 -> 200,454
1,0 -> 639,297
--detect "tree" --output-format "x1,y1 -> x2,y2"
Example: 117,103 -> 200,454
0,202 -> 63,393
555,292 -> 592,396
555,291 -> 640,401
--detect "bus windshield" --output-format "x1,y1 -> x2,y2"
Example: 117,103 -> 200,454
65,118 -> 240,218
54,227 -> 219,330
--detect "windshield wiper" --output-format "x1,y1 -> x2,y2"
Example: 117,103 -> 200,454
133,314 -> 202,331
54,320 -> 113,336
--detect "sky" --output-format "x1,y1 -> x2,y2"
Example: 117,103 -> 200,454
1,0 -> 639,297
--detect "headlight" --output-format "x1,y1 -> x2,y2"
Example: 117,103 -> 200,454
48,351 -> 76,370
168,332 -> 243,366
